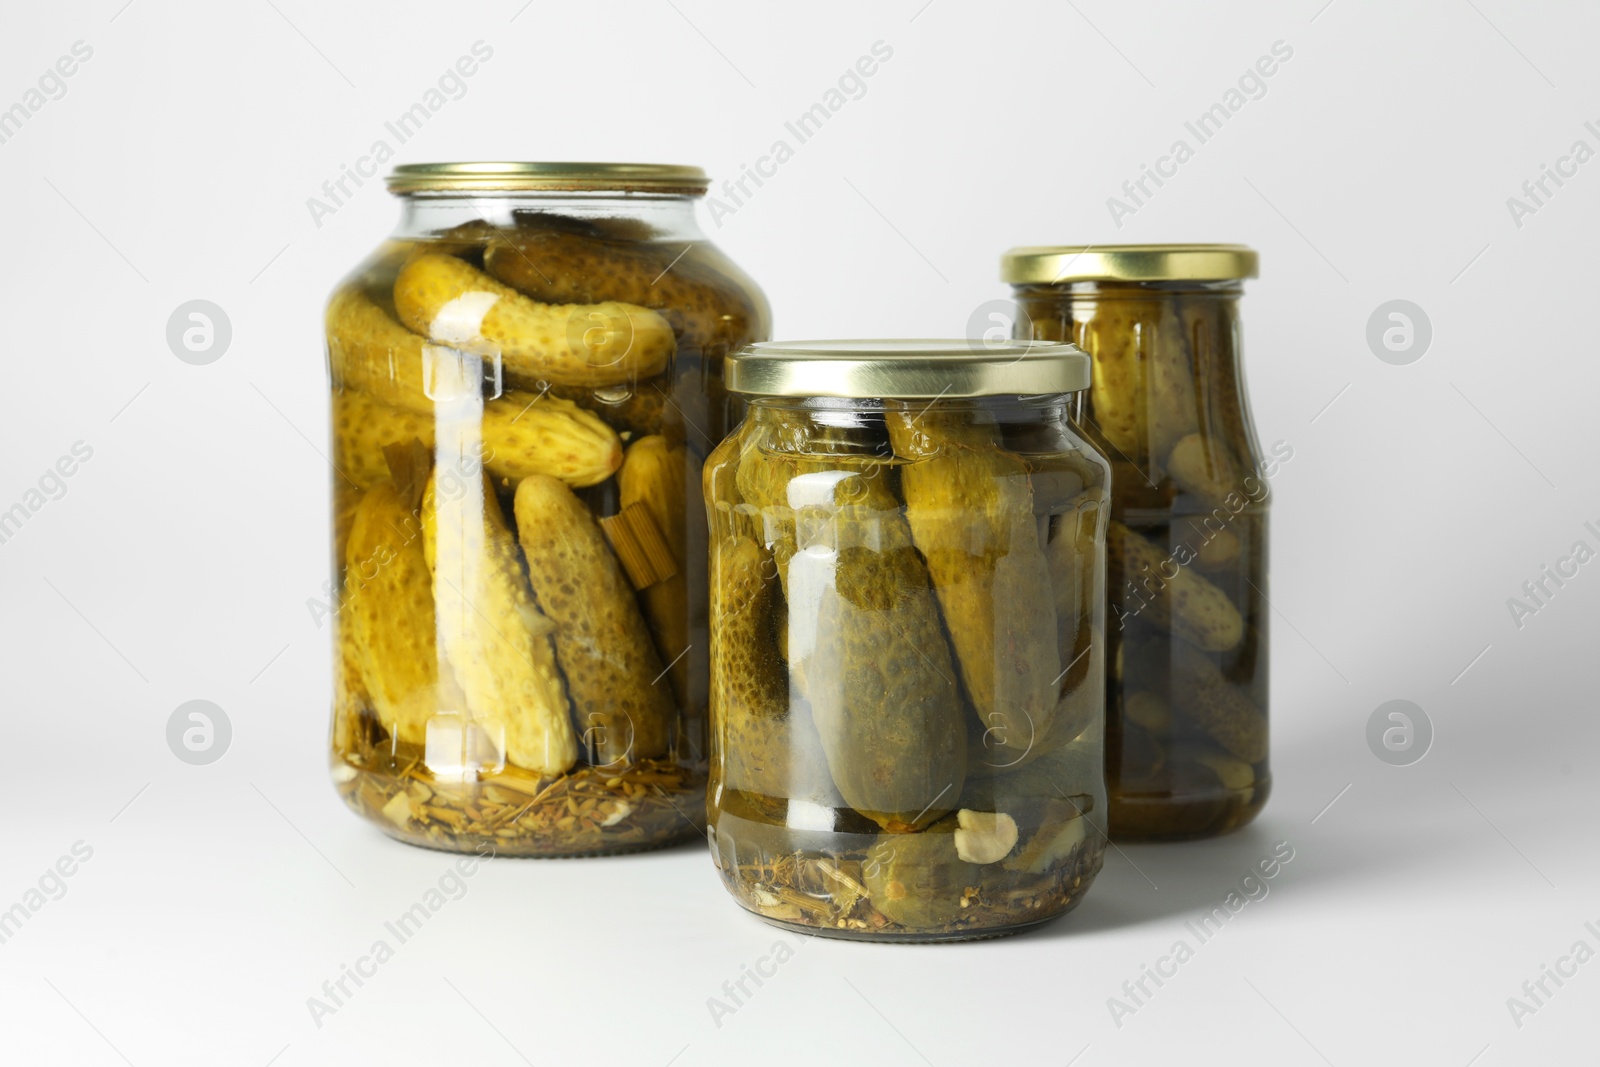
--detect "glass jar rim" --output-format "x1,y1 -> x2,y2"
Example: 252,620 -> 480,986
1001,243 -> 1258,284
386,162 -> 709,196
725,339 -> 1091,399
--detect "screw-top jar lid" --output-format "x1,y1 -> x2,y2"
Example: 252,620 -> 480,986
1000,243 -> 1259,284
724,340 -> 1091,399
386,162 -> 710,195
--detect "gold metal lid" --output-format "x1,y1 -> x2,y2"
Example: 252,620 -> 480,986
1000,243 -> 1259,284
725,340 -> 1091,399
386,162 -> 709,195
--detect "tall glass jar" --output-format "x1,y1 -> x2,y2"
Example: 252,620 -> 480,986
325,163 -> 769,856
704,340 -> 1109,941
1004,245 -> 1270,840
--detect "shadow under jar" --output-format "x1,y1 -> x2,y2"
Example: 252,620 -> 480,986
324,162 -> 770,856
704,340 -> 1110,941
1004,245 -> 1271,841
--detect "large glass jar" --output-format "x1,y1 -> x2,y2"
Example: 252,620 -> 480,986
704,340 -> 1109,941
1004,245 -> 1269,841
325,163 -> 770,856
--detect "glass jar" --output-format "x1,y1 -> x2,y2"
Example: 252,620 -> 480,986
1003,245 -> 1269,841
324,162 -> 770,856
703,340 -> 1109,941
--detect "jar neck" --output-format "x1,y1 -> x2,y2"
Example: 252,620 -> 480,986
391,192 -> 708,241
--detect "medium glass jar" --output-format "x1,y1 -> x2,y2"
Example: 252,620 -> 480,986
704,340 -> 1109,941
1004,245 -> 1270,841
325,162 -> 770,856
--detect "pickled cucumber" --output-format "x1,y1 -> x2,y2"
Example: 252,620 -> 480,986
744,446 -> 965,831
1076,298 -> 1197,468
513,474 -> 674,766
422,473 -> 576,776
327,288 -> 435,410
1166,432 -> 1242,507
550,382 -> 666,440
710,536 -> 838,806
394,253 -> 675,389
331,386 -> 622,490
1108,520 -> 1243,651
344,482 -> 457,745
1171,644 -> 1267,763
483,230 -> 762,354
887,408 -> 1060,761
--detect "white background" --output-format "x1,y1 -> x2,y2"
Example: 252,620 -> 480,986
1,1 -> 1596,1064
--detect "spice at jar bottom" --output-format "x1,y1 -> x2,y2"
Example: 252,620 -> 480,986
705,340 -> 1110,941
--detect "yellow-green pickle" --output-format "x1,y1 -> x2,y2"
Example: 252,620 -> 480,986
325,163 -> 770,856
705,341 -> 1109,941
1004,245 -> 1272,840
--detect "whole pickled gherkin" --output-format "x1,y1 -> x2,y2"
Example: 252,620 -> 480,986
393,253 -> 676,388
808,542 -> 966,831
736,419 -> 966,831
887,407 -> 1060,761
343,482 -> 460,745
1170,643 -> 1267,764
1075,297 -> 1198,470
331,387 -> 623,490
710,535 -> 838,807
513,474 -> 675,766
422,472 -> 576,776
1107,519 -> 1243,652
482,229 -> 762,354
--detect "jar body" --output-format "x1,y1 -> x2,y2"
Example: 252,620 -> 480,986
1015,280 -> 1270,840
704,396 -> 1109,940
325,191 -> 769,856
